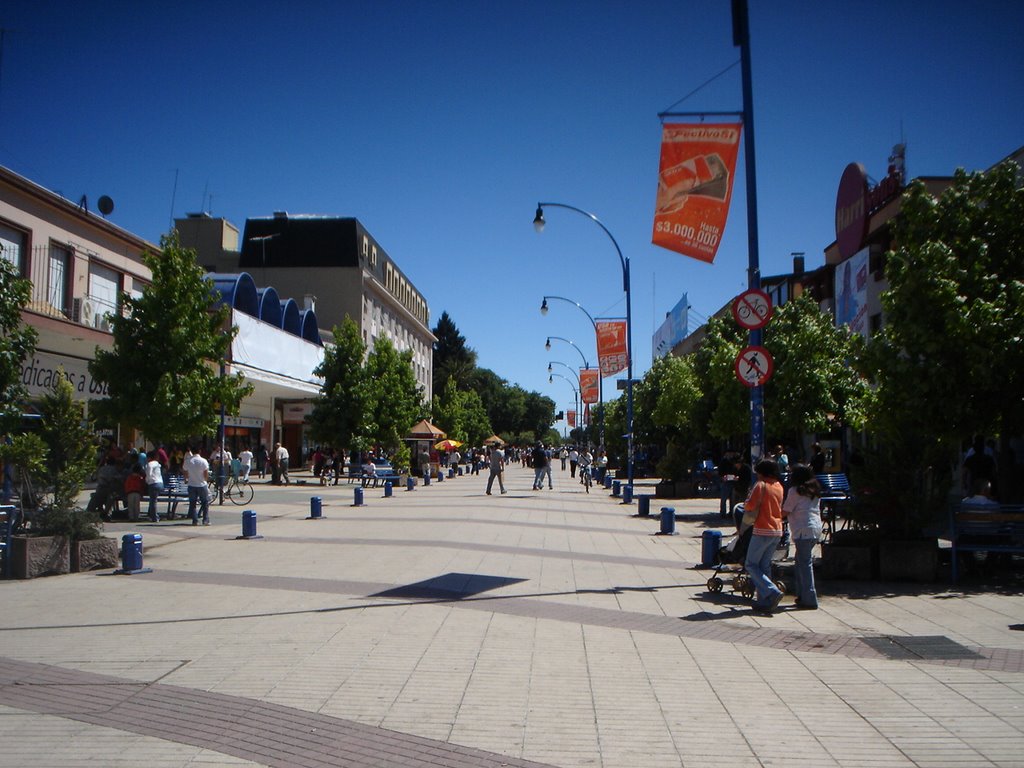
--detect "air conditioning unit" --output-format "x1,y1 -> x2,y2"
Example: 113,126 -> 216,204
81,300 -> 96,327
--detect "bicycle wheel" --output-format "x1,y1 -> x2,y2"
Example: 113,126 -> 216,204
227,481 -> 254,505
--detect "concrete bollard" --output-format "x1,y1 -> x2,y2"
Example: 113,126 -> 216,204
437,471 -> 444,482
406,476 -> 415,491
310,496 -> 323,518
353,486 -> 365,506
701,530 -> 722,567
603,475 -> 613,489
658,507 -> 677,535
457,466 -> 463,476
612,480 -> 621,497
236,509 -> 264,540
448,467 -> 454,478
424,473 -> 431,486
622,484 -> 633,504
384,481 -> 393,497
637,495 -> 651,517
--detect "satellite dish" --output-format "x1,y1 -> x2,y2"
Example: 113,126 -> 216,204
98,196 -> 115,216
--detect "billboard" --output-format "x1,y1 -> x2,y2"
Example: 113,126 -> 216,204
652,293 -> 689,359
834,247 -> 869,338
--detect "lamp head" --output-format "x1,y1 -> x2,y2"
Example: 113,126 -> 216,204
545,338 -> 551,351
548,375 -> 553,384
533,205 -> 546,233
540,298 -> 548,315
547,362 -> 553,372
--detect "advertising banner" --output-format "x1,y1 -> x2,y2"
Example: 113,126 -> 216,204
652,293 -> 689,359
567,409 -> 576,428
652,122 -> 742,264
580,368 -> 599,405
596,318 -> 628,377
834,247 -> 870,338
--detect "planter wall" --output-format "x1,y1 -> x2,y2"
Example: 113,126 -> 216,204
11,536 -> 70,579
819,543 -> 876,580
878,538 -> 938,582
71,537 -> 119,573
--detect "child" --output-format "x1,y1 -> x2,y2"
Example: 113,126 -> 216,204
782,464 -> 823,610
124,467 -> 146,522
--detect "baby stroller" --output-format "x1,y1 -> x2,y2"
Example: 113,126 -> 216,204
706,524 -> 787,599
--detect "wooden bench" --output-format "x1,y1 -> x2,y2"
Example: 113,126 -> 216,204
950,503 -> 1024,583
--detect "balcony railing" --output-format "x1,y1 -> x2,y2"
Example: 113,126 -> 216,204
25,244 -> 118,331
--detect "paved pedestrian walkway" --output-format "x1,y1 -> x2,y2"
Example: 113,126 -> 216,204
1,464 -> 1022,767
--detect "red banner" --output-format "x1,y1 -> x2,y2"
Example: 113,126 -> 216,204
567,409 -> 576,428
596,319 -> 628,377
652,123 -> 742,264
580,368 -> 599,405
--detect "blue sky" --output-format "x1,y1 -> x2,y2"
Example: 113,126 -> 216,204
2,0 -> 1022,423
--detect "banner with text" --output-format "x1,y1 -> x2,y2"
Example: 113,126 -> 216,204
567,409 -> 576,428
596,318 -> 629,377
580,368 -> 600,405
652,122 -> 742,264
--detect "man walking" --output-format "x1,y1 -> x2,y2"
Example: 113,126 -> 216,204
486,447 -> 507,495
275,442 -> 290,485
184,446 -> 210,526
531,442 -> 547,490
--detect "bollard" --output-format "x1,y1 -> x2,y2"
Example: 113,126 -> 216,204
115,533 -> 151,574
637,494 -> 651,517
457,466 -> 463,476
448,467 -> 454,478
658,507 -> 677,535
236,509 -> 264,540
353,486 -> 365,506
310,496 -> 323,518
406,476 -> 415,491
384,481 -> 393,497
612,480 -> 621,497
424,472 -> 431,486
437,471 -> 444,483
622,484 -> 633,504
701,530 -> 722,567
603,475 -> 613,489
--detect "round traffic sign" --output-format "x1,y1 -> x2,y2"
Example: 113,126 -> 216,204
734,345 -> 774,388
732,289 -> 773,330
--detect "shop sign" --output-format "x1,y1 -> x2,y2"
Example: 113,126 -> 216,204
19,351 -> 109,401
835,156 -> 905,259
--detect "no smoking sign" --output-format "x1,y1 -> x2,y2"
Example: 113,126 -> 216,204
734,345 -> 774,388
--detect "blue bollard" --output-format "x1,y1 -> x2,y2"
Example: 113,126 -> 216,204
701,530 -> 722,567
115,533 -> 152,573
603,474 -> 613,489
612,480 -> 621,497
622,484 -> 633,504
121,533 -> 143,571
242,509 -> 257,537
310,496 -> 322,518
659,507 -> 677,535
448,467 -> 454,478
637,495 -> 651,517
353,486 -> 365,506
384,481 -> 393,497
424,473 -> 431,486
437,471 -> 444,482
406,476 -> 415,491
457,466 -> 463,476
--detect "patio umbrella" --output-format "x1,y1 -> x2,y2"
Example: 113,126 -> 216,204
483,435 -> 505,446
434,439 -> 463,451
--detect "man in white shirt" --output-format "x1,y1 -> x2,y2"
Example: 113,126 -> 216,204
238,446 -> 254,481
275,442 -> 290,485
184,447 -> 210,526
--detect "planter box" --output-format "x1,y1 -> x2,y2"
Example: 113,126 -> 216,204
11,535 -> 70,579
654,480 -> 680,498
71,537 -> 119,573
878,538 -> 938,582
819,542 -> 876,580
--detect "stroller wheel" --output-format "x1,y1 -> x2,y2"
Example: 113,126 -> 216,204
774,580 -> 787,594
707,577 -> 724,593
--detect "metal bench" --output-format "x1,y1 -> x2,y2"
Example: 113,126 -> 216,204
816,473 -> 852,543
159,475 -> 191,519
950,502 -> 1024,583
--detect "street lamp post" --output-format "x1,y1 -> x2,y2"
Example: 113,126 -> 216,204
540,295 -> 604,448
548,372 -> 580,440
534,202 -> 634,489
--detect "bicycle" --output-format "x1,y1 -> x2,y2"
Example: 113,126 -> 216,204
222,474 -> 255,505
579,462 -> 593,493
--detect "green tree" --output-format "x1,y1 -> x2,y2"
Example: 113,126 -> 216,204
433,376 -> 467,442
432,311 -> 477,396
36,374 -> 96,514
522,390 -> 556,438
90,233 -> 252,444
0,258 -> 38,432
309,317 -> 370,452
365,336 -> 422,452
695,314 -> 747,440
863,160 -> 1024,512
764,293 -> 869,446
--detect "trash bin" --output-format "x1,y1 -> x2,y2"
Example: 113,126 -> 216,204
702,530 -> 722,567
120,533 -> 143,571
310,496 -> 322,518
242,510 -> 257,538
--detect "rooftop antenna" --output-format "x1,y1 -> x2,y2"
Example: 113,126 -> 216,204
168,168 -> 179,230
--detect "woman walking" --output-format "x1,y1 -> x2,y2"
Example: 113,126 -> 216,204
782,464 -> 822,610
